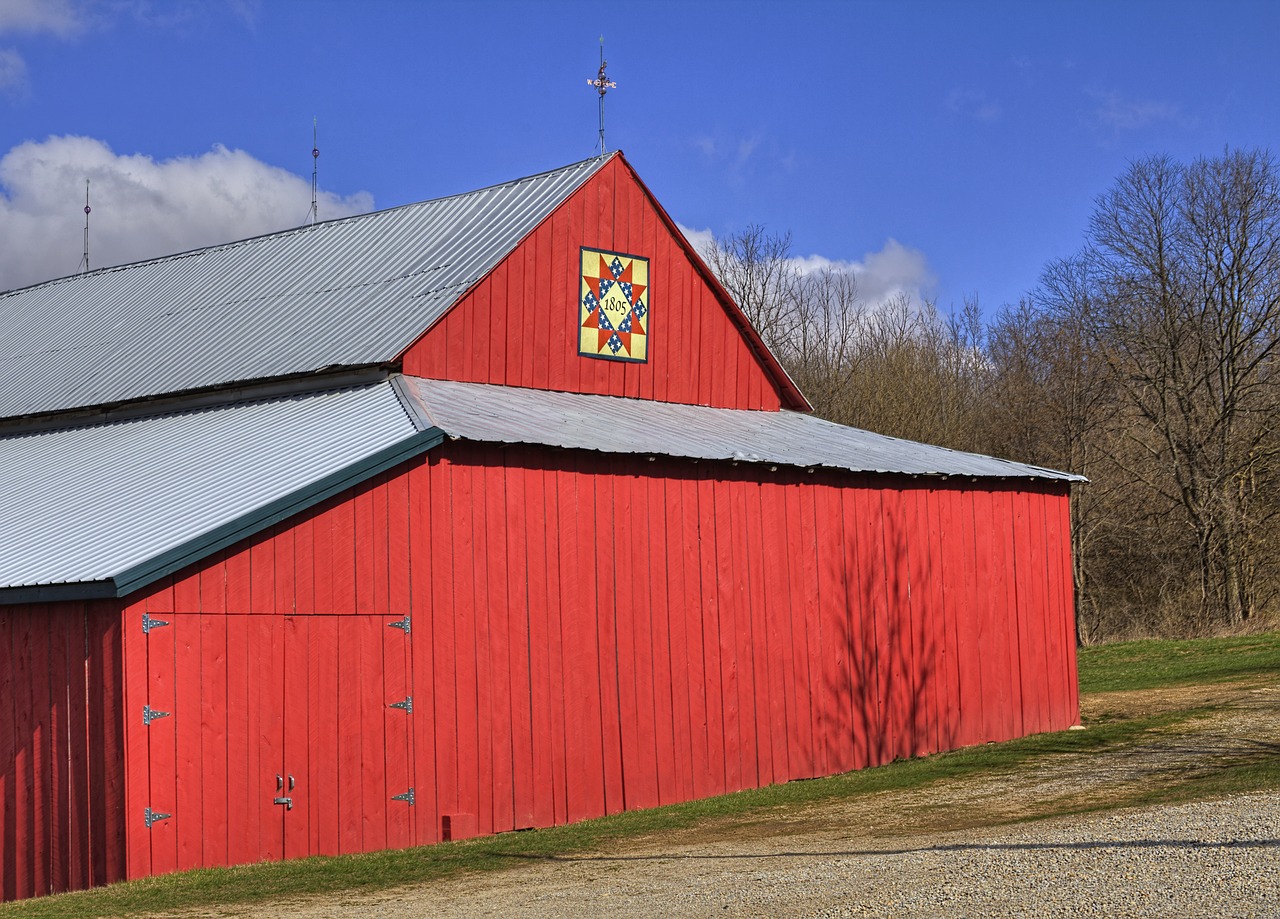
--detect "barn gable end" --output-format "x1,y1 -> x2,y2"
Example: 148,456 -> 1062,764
401,154 -> 806,410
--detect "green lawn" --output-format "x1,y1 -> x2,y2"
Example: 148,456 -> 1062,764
1077,630 -> 1280,693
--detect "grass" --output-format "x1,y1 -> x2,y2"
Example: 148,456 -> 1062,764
1077,630 -> 1280,693
6,629 -> 1278,917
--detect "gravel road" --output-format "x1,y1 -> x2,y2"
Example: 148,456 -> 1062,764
270,794 -> 1279,919
172,680 -> 1279,919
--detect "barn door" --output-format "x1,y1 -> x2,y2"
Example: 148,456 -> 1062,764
324,614 -> 417,856
255,614 -> 418,861
140,613 -> 416,870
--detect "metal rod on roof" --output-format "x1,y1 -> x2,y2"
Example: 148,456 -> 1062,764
588,36 -> 616,155
308,117 -> 320,225
79,180 -> 91,274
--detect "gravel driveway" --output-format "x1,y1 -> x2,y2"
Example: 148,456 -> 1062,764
181,681 -> 1280,919
260,794 -> 1278,919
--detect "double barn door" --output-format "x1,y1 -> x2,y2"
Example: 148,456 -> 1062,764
139,613 -> 417,871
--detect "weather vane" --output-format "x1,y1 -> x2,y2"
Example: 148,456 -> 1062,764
588,35 -> 617,155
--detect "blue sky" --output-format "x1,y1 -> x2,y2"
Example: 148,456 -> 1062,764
2,0 -> 1279,313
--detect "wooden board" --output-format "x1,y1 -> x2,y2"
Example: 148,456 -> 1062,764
283,616 -> 311,860
199,614 -> 229,868
173,616 -> 204,872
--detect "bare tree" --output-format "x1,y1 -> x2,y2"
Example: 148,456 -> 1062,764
701,165 -> 1280,639
702,225 -> 803,357
1081,149 -> 1280,626
701,226 -> 989,451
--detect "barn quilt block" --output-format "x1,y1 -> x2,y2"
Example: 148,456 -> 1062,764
579,247 -> 649,362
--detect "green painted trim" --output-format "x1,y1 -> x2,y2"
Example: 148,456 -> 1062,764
110,428 -> 446,599
0,580 -> 117,606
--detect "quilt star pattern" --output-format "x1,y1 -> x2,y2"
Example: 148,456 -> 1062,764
579,247 -> 649,362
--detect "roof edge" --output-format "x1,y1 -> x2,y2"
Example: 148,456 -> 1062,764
388,373 -> 441,431
0,366 -> 391,435
106,426 -> 447,599
0,580 -> 118,606
611,154 -> 812,412
397,152 -> 618,354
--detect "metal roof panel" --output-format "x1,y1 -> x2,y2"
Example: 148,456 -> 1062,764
0,156 -> 610,419
0,374 -> 1080,597
0,382 -> 424,591
398,377 -> 1085,482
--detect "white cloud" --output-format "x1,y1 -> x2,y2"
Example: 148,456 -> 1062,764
0,135 -> 373,292
0,46 -> 24,93
679,223 -> 935,310
676,223 -> 714,254
688,130 -> 793,179
1089,89 -> 1183,133
792,238 -> 936,307
947,88 -> 1002,123
225,0 -> 260,30
0,0 -> 86,36
0,0 -> 86,101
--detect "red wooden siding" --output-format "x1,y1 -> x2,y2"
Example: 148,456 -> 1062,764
0,601 -> 125,902
119,611 -> 415,877
117,443 -> 1078,878
401,157 -> 790,411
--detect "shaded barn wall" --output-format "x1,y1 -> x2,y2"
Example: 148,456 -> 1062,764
0,602 -> 125,902
120,443 -> 1078,880
401,157 -> 789,411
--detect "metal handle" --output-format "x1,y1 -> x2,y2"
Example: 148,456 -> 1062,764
288,774 -> 295,791
273,796 -> 293,811
276,774 -> 283,790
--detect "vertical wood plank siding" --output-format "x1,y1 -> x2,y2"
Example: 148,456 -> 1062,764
400,157 -> 788,412
0,602 -> 125,902
114,442 -> 1077,878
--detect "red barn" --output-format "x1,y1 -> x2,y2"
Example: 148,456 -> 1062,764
0,153 -> 1082,901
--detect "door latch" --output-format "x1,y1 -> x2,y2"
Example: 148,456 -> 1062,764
273,796 -> 293,810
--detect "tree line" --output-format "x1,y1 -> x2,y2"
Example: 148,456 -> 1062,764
704,148 -> 1280,642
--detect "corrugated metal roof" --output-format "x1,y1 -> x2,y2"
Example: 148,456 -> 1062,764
0,375 -> 1079,600
396,377 -> 1086,482
0,381 -> 432,595
0,155 -> 610,420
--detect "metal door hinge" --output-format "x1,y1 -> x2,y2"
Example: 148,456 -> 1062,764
144,807 -> 171,828
391,787 -> 415,806
143,704 -> 170,726
388,696 -> 413,713
142,613 -> 170,634
387,615 -> 411,634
